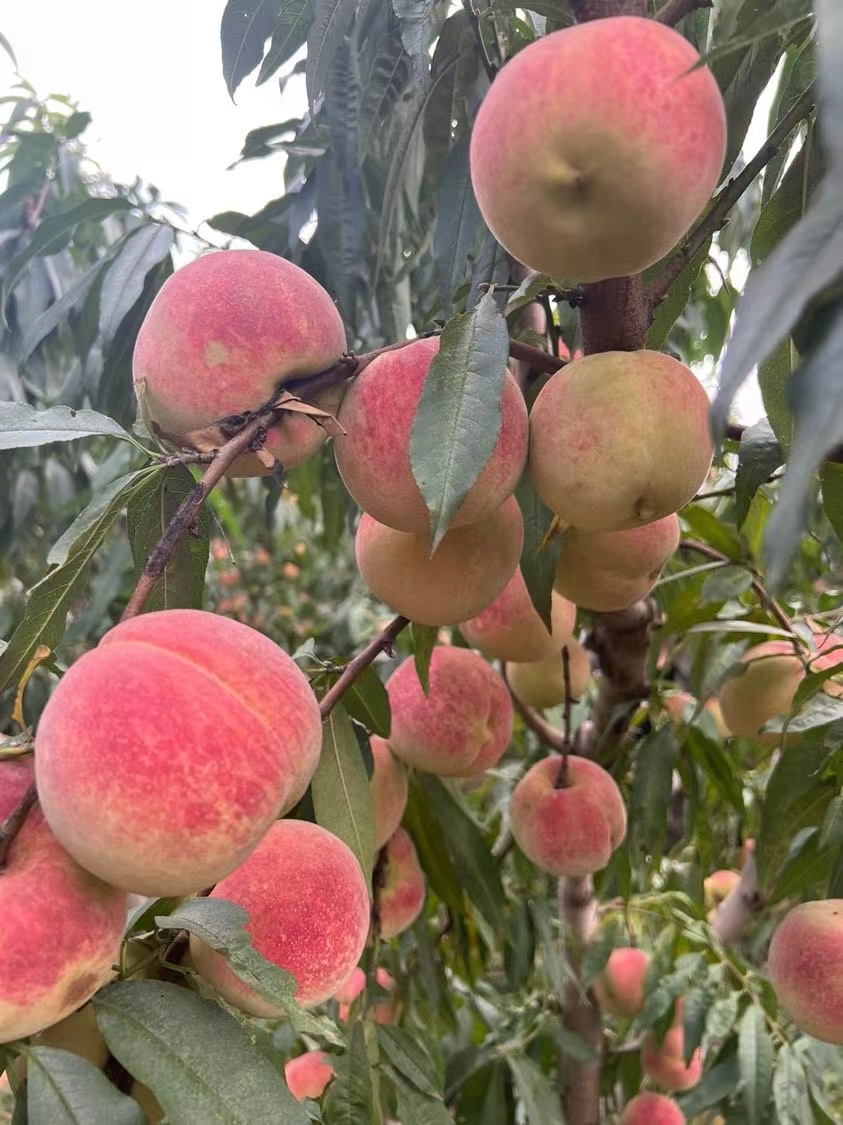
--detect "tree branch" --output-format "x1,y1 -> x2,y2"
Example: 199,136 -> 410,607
571,0 -> 647,19
558,874 -> 601,1125
710,854 -> 764,943
655,0 -> 712,26
0,780 -> 37,870
319,616 -> 409,720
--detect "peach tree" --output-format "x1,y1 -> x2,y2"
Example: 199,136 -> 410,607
1,1 -> 843,1123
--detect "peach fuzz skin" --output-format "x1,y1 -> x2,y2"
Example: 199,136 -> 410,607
506,641 -> 592,710
355,495 -> 524,627
133,249 -> 347,475
767,900 -> 843,1044
594,947 -> 651,1019
620,1093 -> 686,1125
641,1001 -> 703,1092
469,17 -> 726,282
190,820 -> 370,1013
0,759 -> 126,1044
285,1051 -> 334,1101
510,754 -> 626,877
335,336 -> 528,534
386,647 -> 513,777
717,641 -> 805,743
460,568 -> 577,663
378,828 -> 426,940
370,736 -> 409,849
529,351 -> 713,533
334,966 -> 398,1023
35,609 -> 322,896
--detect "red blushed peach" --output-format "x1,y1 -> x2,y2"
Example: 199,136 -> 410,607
285,1051 -> 334,1101
355,496 -> 524,626
469,17 -> 726,282
717,641 -> 805,743
335,337 -> 528,534
386,647 -> 513,777
370,737 -> 409,849
459,568 -> 577,663
378,828 -> 426,939
529,352 -> 713,532
767,900 -> 843,1044
510,754 -> 626,877
334,967 -> 398,1023
35,610 -> 323,896
505,641 -> 592,711
641,1001 -> 703,1092
704,870 -> 740,913
620,1093 -> 686,1125
190,820 -> 370,1013
0,759 -> 126,1044
133,250 -> 347,474
595,948 -> 651,1019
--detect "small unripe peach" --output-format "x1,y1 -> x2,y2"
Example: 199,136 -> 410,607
620,1092 -> 685,1125
190,820 -> 370,1012
133,249 -> 347,474
370,737 -> 409,849
510,755 -> 626,877
505,642 -> 592,710
460,569 -> 577,663
717,641 -> 804,743
641,1001 -> 703,1092
704,870 -> 740,913
285,1052 -> 334,1101
529,352 -> 712,532
594,947 -> 651,1018
767,900 -> 843,1044
378,828 -> 426,939
355,497 -> 524,626
386,648 -> 513,777
335,337 -> 528,534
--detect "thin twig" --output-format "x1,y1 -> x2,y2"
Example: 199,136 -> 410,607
655,0 -> 712,26
319,616 -> 409,720
507,339 -> 565,374
678,539 -> 795,637
0,781 -> 37,870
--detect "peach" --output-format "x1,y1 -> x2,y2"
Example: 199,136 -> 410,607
30,1003 -> 110,1066
459,568 -> 577,663
285,1051 -> 334,1101
355,497 -> 524,626
717,641 -> 805,742
469,17 -> 726,282
767,900 -> 843,1044
505,642 -> 592,710
620,1092 -> 685,1125
335,337 -> 528,534
641,1000 -> 703,1092
36,609 -> 322,896
378,828 -> 426,939
704,870 -> 740,913
529,352 -> 713,532
190,819 -> 370,1013
334,966 -> 398,1023
510,754 -> 626,877
0,759 -> 126,1044
133,249 -> 347,474
595,947 -> 650,1018
385,647 -> 513,777
370,737 -> 409,849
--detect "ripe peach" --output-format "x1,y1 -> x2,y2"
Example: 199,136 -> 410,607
641,1000 -> 703,1092
190,819 -> 370,1013
595,947 -> 651,1018
30,1003 -> 110,1066
36,609 -> 322,896
469,17 -> 726,282
133,249 -> 347,474
355,497 -> 524,626
704,870 -> 740,913
505,641 -> 592,710
620,1092 -> 685,1125
717,641 -> 804,742
0,759 -> 126,1044
334,966 -> 398,1023
385,647 -> 513,777
767,900 -> 843,1044
370,737 -> 409,849
529,352 -> 712,532
335,337 -> 528,534
510,754 -> 626,877
378,828 -> 426,939
285,1051 -> 334,1101
459,568 -> 577,663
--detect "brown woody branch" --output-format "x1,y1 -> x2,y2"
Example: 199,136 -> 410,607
558,875 -> 601,1125
678,539 -> 795,638
655,0 -> 712,26
0,780 -> 37,870
710,853 -> 764,943
319,616 -> 409,720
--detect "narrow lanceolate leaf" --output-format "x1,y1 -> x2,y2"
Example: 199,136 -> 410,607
410,292 -> 510,549
94,981 -> 307,1125
391,0 -> 434,86
394,1077 -> 453,1125
305,0 -> 357,109
343,667 -> 391,738
773,1045 -> 812,1125
257,0 -> 314,85
505,1052 -> 565,1125
738,1005 -> 774,1125
516,473 -> 560,632
0,468 -> 158,695
220,0 -> 279,98
433,137 -> 485,316
734,419 -> 782,527
630,726 -> 678,859
323,1024 -> 376,1125
127,464 -> 209,613
26,1047 -> 145,1125
377,1026 -> 440,1098
815,0 -> 843,164
403,778 -> 466,917
313,704 -> 376,884
99,223 -> 174,345
411,623 -> 437,695
0,402 -> 135,450
19,257 -> 106,362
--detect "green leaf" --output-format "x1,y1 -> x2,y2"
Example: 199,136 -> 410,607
738,1005 -> 773,1125
377,1026 -> 439,1097
126,464 -> 209,613
516,473 -> 560,632
403,778 -> 466,917
323,1024 -> 375,1125
505,1052 -> 564,1125
410,292 -> 510,549
646,239 -> 712,351
433,137 -> 484,316
815,0 -> 843,163
764,691 -> 843,733
26,1046 -> 145,1125
392,0 -> 434,87
305,0 -> 357,109
99,223 -> 174,344
0,402 -> 135,450
314,705 -> 376,884
757,770 -> 836,889
358,32 -> 411,160
394,1079 -> 453,1125
94,980 -> 307,1124
630,726 -> 678,858
220,0 -> 279,98
734,420 -> 783,527
343,667 -> 391,738
504,272 -> 555,318
759,338 -> 795,451
773,1044 -> 812,1125
257,0 -> 314,85
0,32 -> 18,69
676,1055 -> 739,1117
819,790 -> 843,849
821,461 -> 843,546
19,257 -> 107,362
769,829 -> 835,902
411,624 -> 437,695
